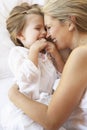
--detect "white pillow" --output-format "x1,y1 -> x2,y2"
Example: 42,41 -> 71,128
0,0 -> 44,79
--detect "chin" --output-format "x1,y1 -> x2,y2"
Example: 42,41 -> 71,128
56,45 -> 63,50
58,44 -> 67,50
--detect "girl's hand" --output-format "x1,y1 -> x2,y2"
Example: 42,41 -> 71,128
30,39 -> 48,53
29,39 -> 48,67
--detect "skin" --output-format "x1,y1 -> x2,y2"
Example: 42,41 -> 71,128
18,14 -> 65,72
45,15 -> 74,50
17,14 -> 47,49
8,14 -> 87,130
17,14 -> 47,67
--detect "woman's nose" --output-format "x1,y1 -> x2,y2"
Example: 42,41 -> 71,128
46,33 -> 52,41
46,33 -> 50,39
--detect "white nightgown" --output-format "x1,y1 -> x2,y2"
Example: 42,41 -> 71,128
0,46 -> 65,130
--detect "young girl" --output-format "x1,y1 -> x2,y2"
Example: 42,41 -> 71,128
0,2 -> 68,130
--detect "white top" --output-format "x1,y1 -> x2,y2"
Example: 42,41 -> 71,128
8,46 -> 58,99
0,46 -> 59,130
1,46 -> 87,130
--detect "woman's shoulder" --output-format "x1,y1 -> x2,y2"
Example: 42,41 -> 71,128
67,46 -> 87,65
65,46 -> 87,73
64,45 -> 87,89
72,45 -> 87,55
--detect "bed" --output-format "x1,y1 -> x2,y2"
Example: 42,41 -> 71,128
0,0 -> 44,129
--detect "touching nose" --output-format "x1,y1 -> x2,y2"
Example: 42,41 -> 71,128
46,33 -> 50,39
46,32 -> 52,41
40,29 -> 47,38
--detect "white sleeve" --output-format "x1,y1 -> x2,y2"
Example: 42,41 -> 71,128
8,47 -> 40,99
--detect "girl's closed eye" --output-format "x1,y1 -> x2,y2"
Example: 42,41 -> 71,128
34,25 -> 42,31
35,27 -> 41,30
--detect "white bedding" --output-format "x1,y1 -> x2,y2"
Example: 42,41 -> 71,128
0,77 -> 14,109
0,77 -> 14,130
0,1 -> 44,130
0,0 -> 44,113
0,1 -> 67,130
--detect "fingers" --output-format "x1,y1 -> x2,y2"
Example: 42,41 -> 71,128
39,38 -> 46,42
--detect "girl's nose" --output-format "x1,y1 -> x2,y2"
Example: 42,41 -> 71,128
40,29 -> 47,38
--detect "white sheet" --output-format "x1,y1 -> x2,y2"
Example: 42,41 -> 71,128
0,0 -> 44,129
0,1 -> 66,130
0,77 -> 14,109
0,77 -> 14,129
0,79 -> 66,130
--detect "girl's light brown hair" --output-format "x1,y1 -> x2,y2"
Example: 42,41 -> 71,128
43,0 -> 87,32
6,2 -> 43,46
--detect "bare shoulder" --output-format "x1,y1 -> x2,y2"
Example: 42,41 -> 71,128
68,46 -> 87,63
64,46 -> 87,74
62,45 -> 87,90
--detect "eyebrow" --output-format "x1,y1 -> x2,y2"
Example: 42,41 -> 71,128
35,24 -> 42,26
34,24 -> 44,27
45,24 -> 51,27
45,24 -> 48,27
45,25 -> 51,30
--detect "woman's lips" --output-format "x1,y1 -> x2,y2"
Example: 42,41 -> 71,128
53,38 -> 57,43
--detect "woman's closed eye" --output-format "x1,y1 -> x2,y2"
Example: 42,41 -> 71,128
47,26 -> 51,29
47,26 -> 51,32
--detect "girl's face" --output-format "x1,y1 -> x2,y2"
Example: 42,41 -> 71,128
18,14 -> 46,49
44,14 -> 73,50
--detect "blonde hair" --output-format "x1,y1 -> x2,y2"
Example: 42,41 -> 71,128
43,0 -> 87,32
6,3 -> 43,46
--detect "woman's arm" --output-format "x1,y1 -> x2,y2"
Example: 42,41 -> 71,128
46,42 -> 65,73
8,46 -> 87,130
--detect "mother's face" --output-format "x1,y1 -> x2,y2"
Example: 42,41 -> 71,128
44,14 -> 73,50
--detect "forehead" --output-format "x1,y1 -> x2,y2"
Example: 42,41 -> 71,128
26,14 -> 44,25
44,14 -> 55,26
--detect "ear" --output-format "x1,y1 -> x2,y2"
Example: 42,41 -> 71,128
17,32 -> 25,42
69,23 -> 75,31
69,16 -> 75,31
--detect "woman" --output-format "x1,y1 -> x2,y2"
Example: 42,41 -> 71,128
8,0 -> 87,130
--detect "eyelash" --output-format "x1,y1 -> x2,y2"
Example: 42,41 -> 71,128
35,28 -> 41,30
48,27 -> 51,29
47,27 -> 51,31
